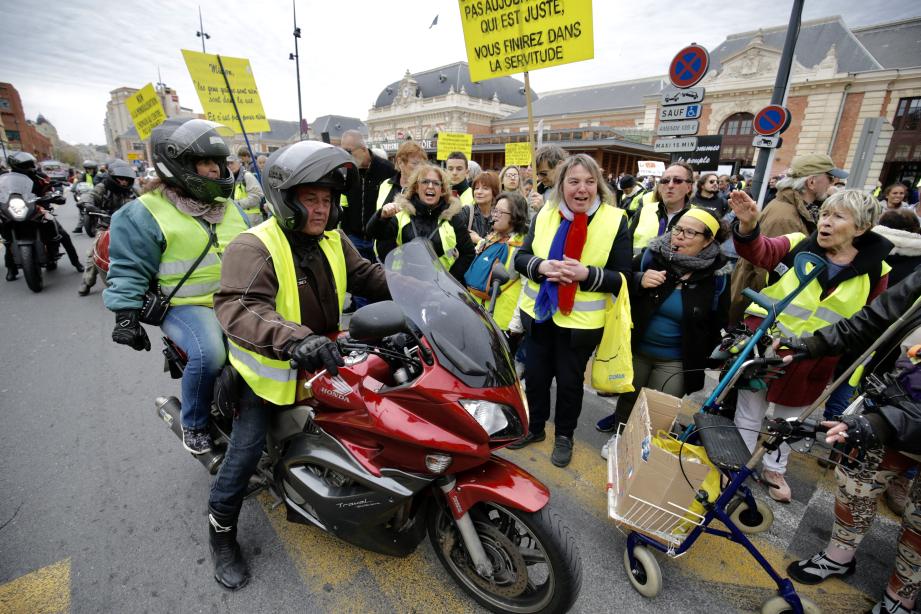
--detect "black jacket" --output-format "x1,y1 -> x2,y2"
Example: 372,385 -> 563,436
630,248 -> 729,394
340,154 -> 395,238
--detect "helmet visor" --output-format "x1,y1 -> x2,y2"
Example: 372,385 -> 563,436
168,120 -> 234,159
108,161 -> 137,179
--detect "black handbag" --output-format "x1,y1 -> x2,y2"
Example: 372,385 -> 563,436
139,222 -> 217,326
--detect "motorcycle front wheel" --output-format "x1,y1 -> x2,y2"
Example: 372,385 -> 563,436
428,501 -> 582,613
19,242 -> 43,292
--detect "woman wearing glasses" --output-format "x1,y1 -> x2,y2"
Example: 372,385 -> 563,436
628,162 -> 695,255
499,165 -> 524,195
596,206 -> 731,437
365,163 -> 475,281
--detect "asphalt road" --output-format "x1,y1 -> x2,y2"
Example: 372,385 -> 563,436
0,196 -> 899,613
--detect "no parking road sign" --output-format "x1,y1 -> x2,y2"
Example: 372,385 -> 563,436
669,44 -> 710,89
753,105 -> 791,136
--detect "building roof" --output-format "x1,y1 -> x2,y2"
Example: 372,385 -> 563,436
254,119 -> 300,141
310,115 -> 367,139
501,76 -> 665,120
710,16 -> 882,74
853,17 -> 921,70
373,62 -> 535,108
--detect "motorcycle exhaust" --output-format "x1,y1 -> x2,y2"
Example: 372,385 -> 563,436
155,396 -> 224,475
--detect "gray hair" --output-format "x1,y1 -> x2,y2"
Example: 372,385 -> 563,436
775,175 -> 810,193
819,189 -> 881,231
340,129 -> 366,147
467,160 -> 482,182
547,153 -> 615,207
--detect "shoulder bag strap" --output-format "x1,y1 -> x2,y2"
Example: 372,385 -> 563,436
162,220 -> 217,302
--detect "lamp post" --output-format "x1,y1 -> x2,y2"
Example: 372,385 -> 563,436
196,6 -> 210,53
290,0 -> 305,141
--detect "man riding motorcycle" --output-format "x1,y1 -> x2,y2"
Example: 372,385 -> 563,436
2,151 -> 83,281
207,140 -> 389,589
73,159 -> 99,233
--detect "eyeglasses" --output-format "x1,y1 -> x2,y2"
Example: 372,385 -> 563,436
660,177 -> 689,186
419,179 -> 443,188
671,225 -> 706,239
493,209 -> 511,217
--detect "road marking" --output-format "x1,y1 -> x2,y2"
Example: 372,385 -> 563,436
0,558 -> 70,614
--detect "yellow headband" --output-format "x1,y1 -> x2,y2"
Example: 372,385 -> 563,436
683,207 -> 720,237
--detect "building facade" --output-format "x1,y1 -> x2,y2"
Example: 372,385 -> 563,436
0,83 -> 53,160
104,83 -> 193,161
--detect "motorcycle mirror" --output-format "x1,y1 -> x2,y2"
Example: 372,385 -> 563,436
490,261 -> 511,286
348,300 -> 410,341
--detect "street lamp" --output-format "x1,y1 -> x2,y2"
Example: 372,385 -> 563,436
196,6 -> 210,53
290,0 -> 305,141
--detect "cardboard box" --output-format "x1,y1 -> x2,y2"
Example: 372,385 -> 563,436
613,388 -> 712,535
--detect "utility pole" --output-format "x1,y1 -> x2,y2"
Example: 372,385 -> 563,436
290,0 -> 305,140
196,6 -> 210,54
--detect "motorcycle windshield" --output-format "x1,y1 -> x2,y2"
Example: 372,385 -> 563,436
0,173 -> 37,203
384,239 -> 516,389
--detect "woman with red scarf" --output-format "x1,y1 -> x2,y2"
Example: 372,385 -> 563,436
509,154 -> 632,467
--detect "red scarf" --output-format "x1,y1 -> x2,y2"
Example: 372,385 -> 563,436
558,211 -> 588,315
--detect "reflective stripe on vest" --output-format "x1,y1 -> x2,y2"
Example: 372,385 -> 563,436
141,190 -> 248,307
395,209 -> 458,271
631,193 -> 660,251
518,203 -> 625,329
744,232 -> 891,337
472,233 -> 524,330
228,218 -> 347,405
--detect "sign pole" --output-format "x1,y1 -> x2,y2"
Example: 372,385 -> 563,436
216,54 -> 262,183
524,71 -> 535,171
750,0 -> 803,207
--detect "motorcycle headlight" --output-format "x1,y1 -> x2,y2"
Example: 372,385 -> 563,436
8,197 -> 28,221
459,399 -> 524,440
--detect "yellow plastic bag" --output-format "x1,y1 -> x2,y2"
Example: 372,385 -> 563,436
651,430 -> 721,532
591,274 -> 634,394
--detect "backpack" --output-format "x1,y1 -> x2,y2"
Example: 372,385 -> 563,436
465,239 -> 510,300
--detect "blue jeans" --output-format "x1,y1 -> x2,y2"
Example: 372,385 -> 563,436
161,305 -> 227,430
208,379 -> 275,516
346,233 -> 377,309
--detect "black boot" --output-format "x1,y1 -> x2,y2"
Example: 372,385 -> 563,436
5,267 -> 17,281
208,509 -> 250,590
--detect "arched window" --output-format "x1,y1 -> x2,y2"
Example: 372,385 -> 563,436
718,112 -> 756,166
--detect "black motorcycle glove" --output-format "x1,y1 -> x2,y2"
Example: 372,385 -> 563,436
777,336 -> 815,359
112,310 -> 151,352
287,334 -> 343,376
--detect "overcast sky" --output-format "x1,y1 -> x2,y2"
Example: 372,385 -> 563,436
2,0 -> 918,145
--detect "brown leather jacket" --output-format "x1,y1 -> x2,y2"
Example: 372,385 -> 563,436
214,229 -> 389,361
728,187 -> 817,324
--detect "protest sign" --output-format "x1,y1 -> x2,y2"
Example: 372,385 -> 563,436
181,50 -> 270,133
436,132 -> 473,161
505,142 -> 532,166
458,0 -> 594,81
125,83 -> 167,141
637,160 -> 665,177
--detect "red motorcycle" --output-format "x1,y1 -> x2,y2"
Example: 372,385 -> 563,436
155,240 -> 582,613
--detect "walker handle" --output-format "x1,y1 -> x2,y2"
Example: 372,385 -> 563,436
741,287 -> 773,310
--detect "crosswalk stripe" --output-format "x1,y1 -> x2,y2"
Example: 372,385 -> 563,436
0,558 -> 70,614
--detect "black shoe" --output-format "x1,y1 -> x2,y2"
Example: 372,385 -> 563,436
72,225 -> 83,234
46,260 -> 57,271
209,511 -> 250,590
5,268 -> 17,281
507,430 -> 546,450
595,414 -> 618,433
551,435 -> 574,467
77,283 -> 91,296
787,551 -> 856,585
73,263 -> 85,273
182,427 -> 213,455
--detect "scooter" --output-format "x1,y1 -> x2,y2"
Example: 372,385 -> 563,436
0,172 -> 66,293
154,240 -> 583,613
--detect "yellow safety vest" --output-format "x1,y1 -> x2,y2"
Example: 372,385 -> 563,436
631,193 -> 661,252
395,209 -> 458,271
86,172 -> 94,187
519,203 -> 625,329
227,218 -> 347,405
621,188 -> 647,213
377,179 -> 397,210
458,186 -> 474,206
745,232 -> 891,337
471,233 -> 524,331
141,190 -> 248,307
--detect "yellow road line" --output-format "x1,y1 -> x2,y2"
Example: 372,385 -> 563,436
0,558 -> 70,614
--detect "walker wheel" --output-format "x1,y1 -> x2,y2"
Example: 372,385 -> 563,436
730,498 -> 774,534
761,594 -> 821,614
623,545 -> 662,598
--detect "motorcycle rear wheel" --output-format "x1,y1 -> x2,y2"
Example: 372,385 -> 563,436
19,243 -> 43,292
428,501 -> 582,613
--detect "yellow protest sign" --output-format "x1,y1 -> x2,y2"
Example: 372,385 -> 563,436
181,49 -> 271,133
125,83 -> 167,141
504,142 -> 532,166
458,0 -> 594,82
126,152 -> 143,161
436,132 -> 473,161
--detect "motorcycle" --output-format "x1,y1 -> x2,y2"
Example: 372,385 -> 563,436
0,172 -> 66,293
71,181 -> 97,237
154,240 -> 583,613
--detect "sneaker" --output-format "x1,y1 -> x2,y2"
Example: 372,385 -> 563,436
182,427 -> 213,455
596,414 -> 618,433
551,435 -> 574,467
787,551 -> 856,585
868,593 -> 911,614
77,283 -> 91,296
507,430 -> 546,450
885,475 -> 910,516
601,437 -> 614,460
762,469 -> 792,503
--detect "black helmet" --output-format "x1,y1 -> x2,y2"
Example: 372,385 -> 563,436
263,141 -> 357,232
8,152 -> 37,173
150,118 -> 234,203
105,159 -> 136,192
82,159 -> 98,171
